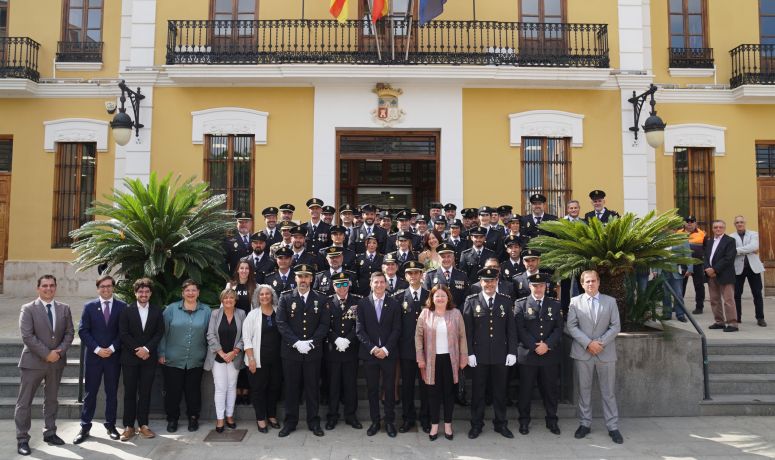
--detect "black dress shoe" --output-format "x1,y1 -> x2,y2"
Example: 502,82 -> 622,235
692,309 -> 703,314
421,423 -> 431,433
496,426 -> 514,438
677,316 -> 688,322
758,319 -> 768,327
366,422 -> 381,436
398,421 -> 414,433
73,429 -> 90,444
385,423 -> 397,437
609,429 -> 624,444
546,422 -> 561,435
278,425 -> 295,437
468,427 -> 481,439
17,441 -> 31,456
519,424 -> 529,435
167,420 -> 178,433
574,425 -> 590,439
268,420 -> 281,429
325,420 -> 337,430
455,393 -> 469,406
723,325 -> 739,332
106,425 -> 120,440
188,417 -> 199,432
310,424 -> 324,437
44,434 -> 65,445
345,419 -> 362,429
709,323 -> 725,329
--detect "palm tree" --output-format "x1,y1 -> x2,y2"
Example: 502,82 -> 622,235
528,209 -> 697,327
70,173 -> 234,305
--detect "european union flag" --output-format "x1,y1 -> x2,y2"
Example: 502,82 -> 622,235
419,0 -> 447,25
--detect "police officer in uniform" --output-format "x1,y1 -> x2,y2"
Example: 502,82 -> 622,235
521,194 -> 559,240
324,273 -> 362,431
319,225 -> 357,272
264,247 -> 297,297
321,205 -> 336,225
500,235 -> 526,281
386,210 -> 422,253
513,249 -> 556,300
463,268 -> 518,439
514,273 -> 563,436
279,203 -> 295,223
289,225 -> 320,268
443,203 -> 457,228
313,247 -> 358,297
468,258 -> 516,300
302,198 -> 332,255
496,205 -> 513,236
262,207 -> 283,247
269,220 -> 295,260
276,264 -> 331,437
584,190 -> 621,223
459,227 -> 495,283
382,254 -> 409,295
387,230 -> 418,277
355,234 -> 383,296
339,204 -> 356,249
393,261 -> 430,433
245,232 -> 276,284
350,204 -> 387,254
223,211 -> 253,275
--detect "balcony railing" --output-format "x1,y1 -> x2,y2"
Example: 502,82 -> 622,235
669,47 -> 714,68
167,19 -> 609,68
0,36 -> 40,81
56,40 -> 104,62
730,44 -> 775,88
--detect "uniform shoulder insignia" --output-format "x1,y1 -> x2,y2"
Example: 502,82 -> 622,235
516,295 -> 529,302
392,289 -> 407,297
343,269 -> 356,275
514,270 -> 527,276
350,293 -> 363,299
494,292 -> 510,300
465,293 -> 479,299
280,289 -> 293,296
266,270 -> 278,276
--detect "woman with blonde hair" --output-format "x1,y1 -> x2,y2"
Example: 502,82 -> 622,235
415,285 -> 467,441
242,284 -> 283,432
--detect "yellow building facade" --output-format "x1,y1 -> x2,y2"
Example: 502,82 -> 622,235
1,0 -> 774,295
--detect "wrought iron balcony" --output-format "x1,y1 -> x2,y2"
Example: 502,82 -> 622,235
730,44 -> 775,88
0,37 -> 40,81
56,40 -> 104,62
166,19 -> 609,68
669,47 -> 713,68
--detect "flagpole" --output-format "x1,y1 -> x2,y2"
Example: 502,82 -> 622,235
473,0 -> 477,21
365,0 -> 383,61
301,0 -> 305,19
404,0 -> 415,61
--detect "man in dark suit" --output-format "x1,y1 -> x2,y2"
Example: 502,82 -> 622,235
350,204 -> 387,254
393,261 -> 430,433
223,211 -> 254,275
313,246 -> 358,296
445,219 -> 467,263
459,227 -> 495,283
264,247 -> 297,296
478,206 -> 505,260
319,225 -> 356,271
74,275 -> 127,444
262,207 -> 283,247
15,274 -> 75,456
289,225 -> 320,268
302,198 -> 332,254
118,278 -> 164,441
246,232 -> 276,284
521,194 -> 558,240
382,254 -> 409,295
514,273 -> 563,436
583,190 -> 620,223
356,272 -> 402,438
386,230 -> 418,277
500,235 -> 525,281
325,273 -> 362,430
704,220 -> 740,332
462,268 -> 518,439
276,264 -> 331,437
513,249 -> 557,300
355,234 -> 383,296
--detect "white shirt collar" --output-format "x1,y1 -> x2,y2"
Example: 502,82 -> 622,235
137,302 -> 149,309
37,297 -> 55,306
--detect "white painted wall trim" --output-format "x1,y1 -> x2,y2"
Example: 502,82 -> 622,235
668,67 -> 715,78
54,62 -> 103,71
191,107 -> 269,145
663,123 -> 726,156
509,110 -> 584,147
43,118 -> 109,152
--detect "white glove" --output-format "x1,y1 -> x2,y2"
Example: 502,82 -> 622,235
505,354 -> 517,367
334,337 -> 350,351
293,341 -> 311,354
304,340 -> 315,351
468,355 -> 478,368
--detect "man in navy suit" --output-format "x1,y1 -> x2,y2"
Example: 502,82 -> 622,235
356,271 -> 402,438
74,275 -> 127,444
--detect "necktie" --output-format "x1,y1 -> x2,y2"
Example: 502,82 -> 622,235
293,254 -> 299,264
46,303 -> 53,328
597,212 -> 602,220
103,301 -> 111,324
281,274 -> 287,284
475,250 -> 481,260
243,235 -> 249,245
488,297 -> 494,310
269,230 -> 274,239
375,298 -> 382,322
368,253 -> 374,262
312,225 -> 317,234
590,297 -> 598,323
389,279 -> 394,291
366,226 -> 372,236
535,216 -> 542,225
444,270 -> 450,281
537,299 -> 542,313
400,252 -> 406,262
413,291 -> 419,302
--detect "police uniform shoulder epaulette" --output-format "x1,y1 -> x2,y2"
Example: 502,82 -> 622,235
515,295 -> 529,303
514,270 -> 527,276
465,293 -> 479,300
494,292 -> 511,300
392,288 -> 407,298
349,293 -> 363,300
280,289 -> 294,296
266,270 -> 278,276
343,269 -> 356,275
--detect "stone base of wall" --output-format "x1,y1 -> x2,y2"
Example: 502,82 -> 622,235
3,261 -> 99,297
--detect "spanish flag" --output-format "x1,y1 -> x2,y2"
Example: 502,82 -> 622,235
372,0 -> 389,23
329,0 -> 348,23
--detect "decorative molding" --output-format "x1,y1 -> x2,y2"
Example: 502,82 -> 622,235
509,110 -> 584,147
43,118 -> 109,152
55,62 -> 104,71
663,123 -> 726,156
668,67 -> 715,78
191,107 -> 268,144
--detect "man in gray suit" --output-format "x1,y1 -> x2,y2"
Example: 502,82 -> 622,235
566,270 -> 623,444
15,274 -> 75,456
731,216 -> 767,327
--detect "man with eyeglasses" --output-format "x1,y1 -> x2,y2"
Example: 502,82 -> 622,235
704,220 -> 740,332
731,216 -> 767,327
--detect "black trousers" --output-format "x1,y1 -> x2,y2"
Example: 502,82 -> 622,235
427,353 -> 454,424
326,358 -> 358,421
400,358 -> 429,425
162,366 -> 203,421
282,358 -> 321,428
735,266 -> 765,321
364,359 -> 396,423
122,362 -> 156,427
682,265 -> 706,310
80,356 -> 121,429
470,363 -> 509,429
248,355 -> 283,421
518,363 -> 560,425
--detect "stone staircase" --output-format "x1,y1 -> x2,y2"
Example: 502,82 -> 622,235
700,340 -> 775,416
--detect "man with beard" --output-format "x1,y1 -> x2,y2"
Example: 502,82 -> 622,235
279,203 -> 295,222
289,226 -> 319,268
350,204 -> 387,254
339,204 -> 356,248
223,211 -> 253,275
269,220 -> 295,260
459,227 -> 495,284
245,232 -> 275,284
262,207 -> 282,246
355,235 -> 383,297
303,198 -> 331,255
314,247 -> 358,297
584,190 -> 620,223
521,194 -> 558,240
264,247 -> 297,296
319,225 -> 356,272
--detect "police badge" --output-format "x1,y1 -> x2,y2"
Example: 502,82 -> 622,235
403,301 -> 408,312
500,305 -> 505,317
475,305 -> 481,314
527,307 -> 534,315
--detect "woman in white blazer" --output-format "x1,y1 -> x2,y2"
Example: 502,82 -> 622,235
242,284 -> 283,432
